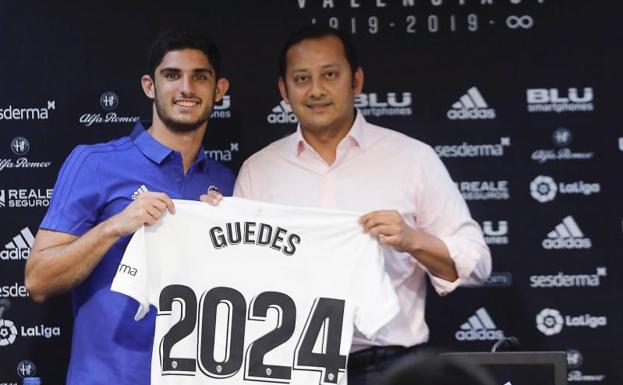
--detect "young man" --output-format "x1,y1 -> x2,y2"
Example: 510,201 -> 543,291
24,29 -> 234,385
232,25 -> 492,384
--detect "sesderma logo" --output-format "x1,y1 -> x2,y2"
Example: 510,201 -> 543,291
542,216 -> 591,250
530,267 -> 606,288
205,142 -> 239,163
0,283 -> 29,298
447,87 -> 495,120
1,228 -> 34,261
267,100 -> 297,124
536,308 -> 607,336
435,137 -> 510,158
0,101 -> 55,121
455,308 -> 504,341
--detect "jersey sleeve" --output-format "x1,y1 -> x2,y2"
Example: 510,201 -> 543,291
351,242 -> 400,339
111,226 -> 150,321
39,145 -> 105,236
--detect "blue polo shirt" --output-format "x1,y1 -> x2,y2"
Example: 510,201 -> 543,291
40,122 -> 234,385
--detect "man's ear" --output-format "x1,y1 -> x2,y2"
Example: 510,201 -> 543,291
214,78 -> 230,102
353,67 -> 364,96
278,77 -> 289,104
141,74 -> 155,100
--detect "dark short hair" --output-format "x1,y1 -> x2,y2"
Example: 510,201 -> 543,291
147,28 -> 221,79
278,25 -> 360,79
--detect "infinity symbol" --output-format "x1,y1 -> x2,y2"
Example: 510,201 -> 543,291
506,15 -> 534,29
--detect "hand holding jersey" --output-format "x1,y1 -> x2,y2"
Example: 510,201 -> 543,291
112,198 -> 399,385
107,192 -> 177,237
359,210 -> 458,282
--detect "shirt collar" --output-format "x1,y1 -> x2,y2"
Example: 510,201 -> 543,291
291,109 -> 368,156
131,121 -> 209,169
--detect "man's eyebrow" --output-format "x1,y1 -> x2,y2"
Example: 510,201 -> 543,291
193,67 -> 214,74
289,63 -> 340,73
159,67 -> 214,74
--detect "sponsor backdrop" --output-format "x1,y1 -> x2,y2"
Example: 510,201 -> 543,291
0,1 -> 621,384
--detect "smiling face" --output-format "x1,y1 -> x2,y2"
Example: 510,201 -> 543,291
142,48 -> 228,133
279,35 -> 363,139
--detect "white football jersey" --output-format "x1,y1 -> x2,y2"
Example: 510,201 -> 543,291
111,197 -> 399,385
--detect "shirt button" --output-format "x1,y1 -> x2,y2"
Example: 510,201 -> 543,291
175,177 -> 182,183
169,154 -> 175,159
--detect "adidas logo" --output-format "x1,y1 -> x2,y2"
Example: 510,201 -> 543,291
266,100 -> 297,124
542,216 -> 591,250
1,228 -> 34,260
131,185 -> 148,200
455,307 -> 505,341
0,190 -> 4,208
447,87 -> 496,120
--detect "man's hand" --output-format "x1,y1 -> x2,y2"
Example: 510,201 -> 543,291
359,210 -> 417,253
200,189 -> 223,206
360,209 -> 458,281
107,192 -> 175,237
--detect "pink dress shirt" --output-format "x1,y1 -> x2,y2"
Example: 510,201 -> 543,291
234,111 -> 491,350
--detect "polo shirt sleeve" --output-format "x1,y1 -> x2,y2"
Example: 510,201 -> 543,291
111,225 -> 150,320
40,145 -> 105,236
415,145 -> 492,294
351,242 -> 400,339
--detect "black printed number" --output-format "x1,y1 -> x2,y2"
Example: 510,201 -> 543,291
296,298 -> 347,384
158,285 -> 346,384
246,291 -> 296,381
198,287 -> 246,378
159,284 -> 197,374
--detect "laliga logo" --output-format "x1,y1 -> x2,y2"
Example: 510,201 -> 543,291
536,308 -> 564,336
0,319 -> 18,346
530,175 -> 600,203
530,175 -> 557,203
536,308 -> 607,336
